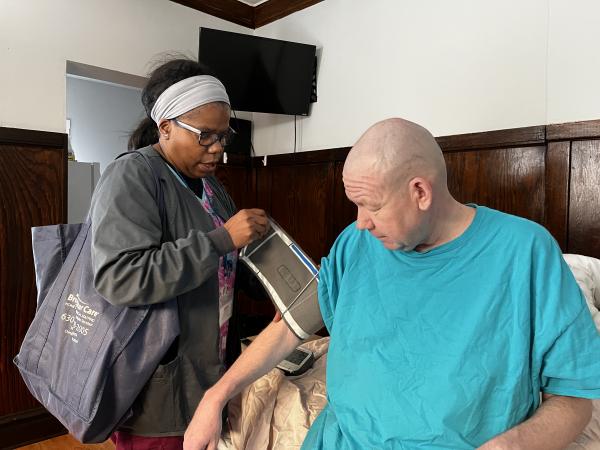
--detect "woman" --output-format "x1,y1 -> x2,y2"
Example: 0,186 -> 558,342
89,58 -> 268,449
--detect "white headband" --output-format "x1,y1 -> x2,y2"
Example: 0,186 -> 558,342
150,75 -> 230,124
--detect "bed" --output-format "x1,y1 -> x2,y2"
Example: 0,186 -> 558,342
218,253 -> 600,450
563,254 -> 600,450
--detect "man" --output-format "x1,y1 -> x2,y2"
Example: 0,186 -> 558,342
184,118 -> 600,450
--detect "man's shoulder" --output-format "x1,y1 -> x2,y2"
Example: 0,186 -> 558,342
325,222 -> 364,263
479,206 -> 555,246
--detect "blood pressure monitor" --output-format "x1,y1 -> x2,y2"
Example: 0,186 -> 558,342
239,218 -> 324,339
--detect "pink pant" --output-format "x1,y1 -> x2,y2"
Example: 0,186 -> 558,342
111,431 -> 184,450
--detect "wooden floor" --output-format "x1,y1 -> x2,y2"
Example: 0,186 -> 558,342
16,434 -> 115,450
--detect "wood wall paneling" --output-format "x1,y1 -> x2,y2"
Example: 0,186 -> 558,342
250,157 -> 346,262
0,146 -> 67,416
444,146 -> 546,224
215,161 -> 254,210
544,142 -> 571,250
216,162 -> 276,345
254,165 -> 272,212
292,163 -> 333,261
242,120 -> 600,264
568,140 -> 600,257
332,161 -> 357,242
0,128 -> 68,447
268,165 -> 298,235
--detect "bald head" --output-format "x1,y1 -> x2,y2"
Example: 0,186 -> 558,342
343,119 -> 473,253
343,118 -> 447,192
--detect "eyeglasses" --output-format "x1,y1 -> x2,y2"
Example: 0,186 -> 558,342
173,119 -> 236,148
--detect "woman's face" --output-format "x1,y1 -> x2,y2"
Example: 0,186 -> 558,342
160,102 -> 230,178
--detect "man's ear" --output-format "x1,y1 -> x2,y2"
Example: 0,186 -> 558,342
158,119 -> 172,139
409,177 -> 433,211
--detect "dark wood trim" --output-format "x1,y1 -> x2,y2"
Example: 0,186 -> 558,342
62,144 -> 68,224
254,0 -> 324,28
436,126 -> 546,152
170,0 -> 254,28
250,147 -> 350,167
220,153 -> 251,167
544,141 -> 571,250
244,120 -> 600,166
170,0 -> 322,29
0,408 -> 66,449
546,119 -> 600,142
248,125 -> 549,166
0,127 -> 68,148
295,147 -> 350,164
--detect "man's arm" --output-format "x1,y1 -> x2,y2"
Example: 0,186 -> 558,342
478,394 -> 593,450
184,318 -> 302,450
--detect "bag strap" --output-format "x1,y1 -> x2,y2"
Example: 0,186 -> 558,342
115,150 -> 170,243
204,175 -> 237,219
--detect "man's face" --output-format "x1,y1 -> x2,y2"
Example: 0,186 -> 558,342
343,169 -> 425,251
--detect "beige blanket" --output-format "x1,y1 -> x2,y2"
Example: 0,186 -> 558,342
220,337 -> 329,450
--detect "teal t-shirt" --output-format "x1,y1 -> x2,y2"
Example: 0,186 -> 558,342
303,206 -> 600,450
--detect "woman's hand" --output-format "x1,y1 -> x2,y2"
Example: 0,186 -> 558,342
223,209 -> 269,249
183,390 -> 224,450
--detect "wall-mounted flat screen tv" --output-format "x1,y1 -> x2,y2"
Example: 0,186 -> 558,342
199,27 -> 317,116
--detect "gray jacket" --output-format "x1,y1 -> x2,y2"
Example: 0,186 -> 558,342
90,145 -> 236,436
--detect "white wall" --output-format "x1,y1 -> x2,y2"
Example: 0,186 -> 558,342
0,0 -> 250,133
547,0 -> 600,124
66,76 -> 145,172
252,0 -> 600,156
4,0 -> 600,156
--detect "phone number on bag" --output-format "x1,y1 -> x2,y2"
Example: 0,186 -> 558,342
61,313 -> 89,335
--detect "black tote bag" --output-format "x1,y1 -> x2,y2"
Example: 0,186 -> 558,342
14,151 -> 179,443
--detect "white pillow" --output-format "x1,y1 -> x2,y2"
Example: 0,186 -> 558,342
563,253 -> 600,330
557,255 -> 600,450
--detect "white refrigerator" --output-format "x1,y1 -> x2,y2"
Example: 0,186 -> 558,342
68,161 -> 101,223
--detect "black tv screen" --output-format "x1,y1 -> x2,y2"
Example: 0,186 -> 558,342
199,27 -> 316,116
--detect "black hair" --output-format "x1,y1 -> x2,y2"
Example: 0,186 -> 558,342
128,58 -> 214,150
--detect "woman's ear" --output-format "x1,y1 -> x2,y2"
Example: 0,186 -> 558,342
409,177 -> 433,211
158,119 -> 171,140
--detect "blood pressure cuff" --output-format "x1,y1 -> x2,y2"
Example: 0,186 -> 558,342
239,218 -> 324,339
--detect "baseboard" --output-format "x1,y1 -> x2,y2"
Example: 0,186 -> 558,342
0,408 -> 66,449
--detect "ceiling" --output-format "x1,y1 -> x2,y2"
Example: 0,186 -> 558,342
170,0 -> 323,29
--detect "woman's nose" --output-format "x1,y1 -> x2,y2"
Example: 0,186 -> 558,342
206,141 -> 225,154
207,140 -> 224,154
